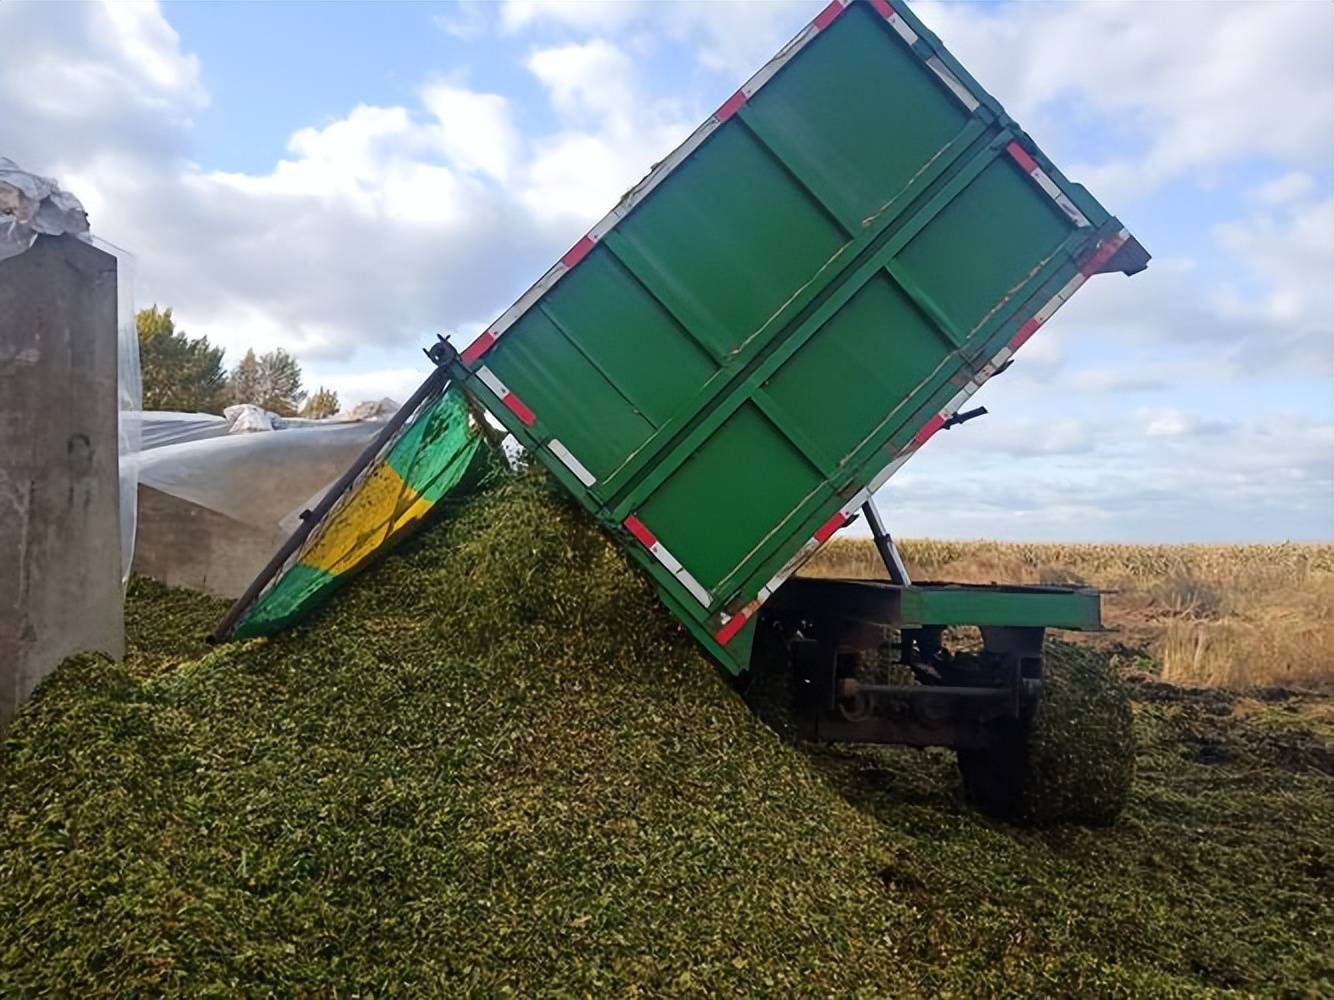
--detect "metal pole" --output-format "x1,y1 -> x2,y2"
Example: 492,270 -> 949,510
861,498 -> 910,586
208,361 -> 455,642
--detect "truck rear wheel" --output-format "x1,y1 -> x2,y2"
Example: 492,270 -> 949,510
957,647 -> 1135,826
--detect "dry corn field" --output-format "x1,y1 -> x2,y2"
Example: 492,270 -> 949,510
803,540 -> 1334,691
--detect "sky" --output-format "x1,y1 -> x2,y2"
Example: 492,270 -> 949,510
2,0 -> 1331,543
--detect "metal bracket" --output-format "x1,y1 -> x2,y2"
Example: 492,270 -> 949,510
943,406 -> 987,430
424,333 -> 458,367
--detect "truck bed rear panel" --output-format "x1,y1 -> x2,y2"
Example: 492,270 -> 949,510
457,0 -> 1146,672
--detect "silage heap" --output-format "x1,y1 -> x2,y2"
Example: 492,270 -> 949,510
3,472 -> 1332,996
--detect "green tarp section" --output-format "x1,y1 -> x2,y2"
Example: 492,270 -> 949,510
230,383 -> 486,639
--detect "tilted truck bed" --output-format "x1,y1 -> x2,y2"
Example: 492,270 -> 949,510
445,0 -> 1147,674
213,0 -> 1147,665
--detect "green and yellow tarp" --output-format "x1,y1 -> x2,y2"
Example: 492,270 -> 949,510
229,383 -> 487,638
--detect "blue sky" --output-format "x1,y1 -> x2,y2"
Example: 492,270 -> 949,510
3,0 -> 1331,542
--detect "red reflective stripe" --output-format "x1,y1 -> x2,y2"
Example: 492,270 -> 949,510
1079,233 -> 1128,276
1006,141 -> 1038,174
461,330 -> 496,365
623,515 -> 657,549
870,0 -> 895,19
813,0 -> 844,29
502,391 -> 536,426
714,611 -> 749,646
716,89 -> 747,122
561,235 -> 596,268
1008,316 -> 1042,351
912,413 -> 946,447
813,511 -> 847,544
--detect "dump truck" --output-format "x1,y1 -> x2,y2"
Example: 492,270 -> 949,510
215,0 -> 1148,823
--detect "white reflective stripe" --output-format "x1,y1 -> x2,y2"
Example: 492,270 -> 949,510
839,486 -> 872,519
475,365 -> 509,399
1057,272 -> 1087,302
926,57 -> 980,111
1026,165 -> 1091,228
649,540 -> 682,576
868,451 -> 912,494
1032,294 -> 1065,326
548,438 -> 595,486
598,118 -> 722,226
485,262 -> 571,342
674,567 -> 713,608
741,22 -> 821,97
1030,168 -> 1063,201
885,10 -> 919,45
1053,193 -> 1091,228
1030,272 -> 1086,329
642,538 -> 712,607
943,386 -> 972,415
758,537 -> 822,601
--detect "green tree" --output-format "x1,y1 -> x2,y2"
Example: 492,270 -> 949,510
301,386 -> 340,419
136,306 -> 229,413
229,349 -> 261,407
230,347 -> 307,416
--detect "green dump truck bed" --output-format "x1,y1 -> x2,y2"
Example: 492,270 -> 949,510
448,0 -> 1147,674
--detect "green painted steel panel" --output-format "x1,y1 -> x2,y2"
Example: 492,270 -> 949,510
447,0 -> 1147,675
894,159 -> 1073,337
541,249 -> 719,431
486,306 -> 656,482
900,584 -> 1102,631
639,402 -> 827,592
743,3 -> 971,230
611,125 -> 848,360
761,270 -> 949,466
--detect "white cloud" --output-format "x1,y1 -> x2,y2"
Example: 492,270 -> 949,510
420,84 -> 521,183
1065,368 -> 1168,394
520,39 -> 694,225
433,1 -> 490,41
1214,193 -> 1334,344
913,0 -> 1334,201
502,0 -> 640,36
0,0 -> 204,171
1,6 -> 691,364
299,367 -> 424,409
527,40 -> 636,125
502,0 -> 810,75
1252,172 -> 1316,207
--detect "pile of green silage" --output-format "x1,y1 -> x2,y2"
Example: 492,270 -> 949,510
2,472 -> 1331,996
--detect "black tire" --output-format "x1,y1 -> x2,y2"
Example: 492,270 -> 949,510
958,645 -> 1136,826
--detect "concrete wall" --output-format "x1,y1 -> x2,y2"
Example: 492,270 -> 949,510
0,235 -> 123,732
133,485 -> 286,599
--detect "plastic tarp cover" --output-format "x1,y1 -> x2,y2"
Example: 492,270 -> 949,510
0,158 -> 90,262
230,382 -> 485,639
130,419 -> 389,529
133,411 -> 229,450
87,236 -> 142,587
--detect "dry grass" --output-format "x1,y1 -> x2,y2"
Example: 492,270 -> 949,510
804,540 -> 1334,691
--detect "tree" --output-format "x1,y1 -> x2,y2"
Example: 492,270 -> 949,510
136,306 -> 229,413
301,386 -> 340,419
229,349 -> 260,407
230,347 -> 307,416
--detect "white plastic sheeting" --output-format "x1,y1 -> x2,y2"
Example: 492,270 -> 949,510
130,398 -> 404,451
133,411 -> 230,450
129,419 -> 387,530
87,236 -> 141,587
0,158 -> 90,262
